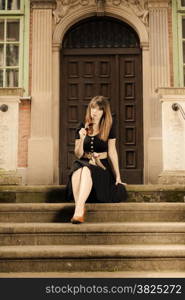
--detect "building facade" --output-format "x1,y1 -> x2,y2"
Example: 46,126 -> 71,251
0,0 -> 184,185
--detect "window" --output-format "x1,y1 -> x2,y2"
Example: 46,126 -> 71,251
0,0 -> 20,10
182,17 -> 185,85
0,19 -> 20,87
0,0 -> 25,88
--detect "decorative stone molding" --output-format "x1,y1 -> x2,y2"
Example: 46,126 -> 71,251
53,0 -> 149,25
52,42 -> 61,51
119,0 -> 149,25
19,96 -> 32,101
157,87 -> 185,96
53,2 -> 148,45
53,0 -> 89,23
0,88 -> 24,96
140,41 -> 149,49
31,0 -> 55,9
96,0 -> 106,16
148,0 -> 170,8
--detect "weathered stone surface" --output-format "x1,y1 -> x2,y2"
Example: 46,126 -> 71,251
0,245 -> 185,272
0,184 -> 185,202
0,97 -> 20,172
0,203 -> 185,223
0,171 -> 22,186
0,185 -> 185,274
0,271 -> 185,278
1,222 -> 185,246
158,171 -> 185,185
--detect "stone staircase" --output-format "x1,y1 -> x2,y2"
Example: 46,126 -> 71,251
0,185 -> 185,277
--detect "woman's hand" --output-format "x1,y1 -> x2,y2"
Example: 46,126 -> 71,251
79,128 -> 87,139
115,178 -> 127,186
93,152 -> 99,158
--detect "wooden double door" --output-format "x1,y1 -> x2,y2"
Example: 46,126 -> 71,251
60,48 -> 143,184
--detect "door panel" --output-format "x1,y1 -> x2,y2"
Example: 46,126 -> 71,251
119,55 -> 143,183
60,52 -> 143,184
60,54 -> 117,183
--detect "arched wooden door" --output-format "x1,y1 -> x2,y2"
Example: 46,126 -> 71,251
60,17 -> 143,184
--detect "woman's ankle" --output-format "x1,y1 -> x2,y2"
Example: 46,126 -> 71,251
74,205 -> 85,217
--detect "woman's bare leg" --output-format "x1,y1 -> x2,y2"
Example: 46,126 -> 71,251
73,166 -> 92,217
71,168 -> 83,203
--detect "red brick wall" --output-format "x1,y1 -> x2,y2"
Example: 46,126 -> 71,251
18,100 -> 31,167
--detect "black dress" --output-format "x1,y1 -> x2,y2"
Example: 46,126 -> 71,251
66,120 -> 128,203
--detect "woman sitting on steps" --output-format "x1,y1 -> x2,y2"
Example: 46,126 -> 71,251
66,95 -> 128,224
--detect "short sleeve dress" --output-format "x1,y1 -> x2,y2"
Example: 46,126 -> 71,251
66,119 -> 128,203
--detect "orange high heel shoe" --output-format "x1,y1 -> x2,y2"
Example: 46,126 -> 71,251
71,208 -> 86,224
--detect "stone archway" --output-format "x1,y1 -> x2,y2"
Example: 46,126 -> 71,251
52,1 -> 149,184
59,16 -> 143,184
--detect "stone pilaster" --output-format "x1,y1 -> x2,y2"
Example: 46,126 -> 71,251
141,42 -> 150,183
52,43 -> 60,184
147,0 -> 170,183
27,0 -> 54,184
149,0 -> 170,133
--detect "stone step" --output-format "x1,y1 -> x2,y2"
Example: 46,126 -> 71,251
0,222 -> 185,246
1,271 -> 185,278
0,203 -> 185,222
0,185 -> 185,203
0,244 -> 185,272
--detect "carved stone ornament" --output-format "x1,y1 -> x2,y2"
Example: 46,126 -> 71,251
53,0 -> 149,25
108,0 -> 149,25
95,0 -> 106,16
53,0 -> 89,24
124,0 -> 149,25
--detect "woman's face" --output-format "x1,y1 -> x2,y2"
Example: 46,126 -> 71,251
90,104 -> 104,123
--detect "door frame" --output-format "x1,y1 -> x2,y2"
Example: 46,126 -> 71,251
59,47 -> 143,184
52,12 -> 150,184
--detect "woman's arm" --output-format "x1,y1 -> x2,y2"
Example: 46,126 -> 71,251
108,139 -> 121,183
108,138 -> 128,185
74,128 -> 86,158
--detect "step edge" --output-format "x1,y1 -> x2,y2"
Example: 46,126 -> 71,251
1,244 -> 185,259
1,222 -> 185,233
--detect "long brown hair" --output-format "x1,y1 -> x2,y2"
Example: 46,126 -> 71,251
85,96 -> 112,141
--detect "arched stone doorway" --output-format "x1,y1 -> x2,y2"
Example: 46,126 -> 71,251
59,16 -> 143,184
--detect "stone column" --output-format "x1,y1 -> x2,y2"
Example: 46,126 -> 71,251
141,42 -> 150,183
27,0 -> 55,184
147,0 -> 170,183
52,43 -> 60,184
158,88 -> 185,184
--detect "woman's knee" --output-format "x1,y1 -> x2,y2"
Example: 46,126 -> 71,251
72,168 -> 83,180
81,167 -> 92,182
82,166 -> 91,175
